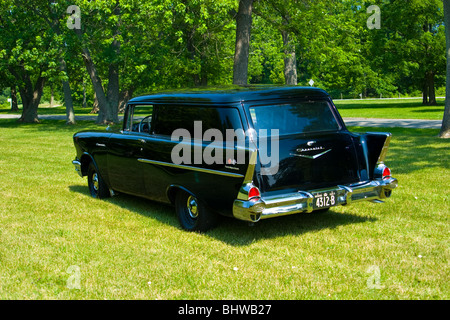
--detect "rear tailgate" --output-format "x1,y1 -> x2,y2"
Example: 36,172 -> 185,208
246,99 -> 361,194
258,131 -> 360,193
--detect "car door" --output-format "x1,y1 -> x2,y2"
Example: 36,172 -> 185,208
106,104 -> 152,196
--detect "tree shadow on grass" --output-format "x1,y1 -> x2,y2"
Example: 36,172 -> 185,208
0,119 -> 102,132
411,107 -> 444,114
69,185 -> 376,247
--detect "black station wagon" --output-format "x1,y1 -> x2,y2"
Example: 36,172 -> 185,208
72,86 -> 398,231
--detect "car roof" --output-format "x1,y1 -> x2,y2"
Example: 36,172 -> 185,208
128,86 -> 330,105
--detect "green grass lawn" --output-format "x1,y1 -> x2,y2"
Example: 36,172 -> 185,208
334,98 -> 445,120
0,120 -> 448,299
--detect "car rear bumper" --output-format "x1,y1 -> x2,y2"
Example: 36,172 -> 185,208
232,177 -> 398,222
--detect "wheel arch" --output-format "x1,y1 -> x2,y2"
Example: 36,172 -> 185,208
79,152 -> 98,177
166,185 -> 196,205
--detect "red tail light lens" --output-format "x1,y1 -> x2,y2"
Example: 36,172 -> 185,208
382,167 -> 391,179
248,186 -> 261,200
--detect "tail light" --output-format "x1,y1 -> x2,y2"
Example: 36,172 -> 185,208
382,167 -> 391,179
374,164 -> 392,180
248,186 -> 261,200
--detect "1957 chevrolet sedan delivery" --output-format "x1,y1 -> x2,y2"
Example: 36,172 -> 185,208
72,86 -> 398,232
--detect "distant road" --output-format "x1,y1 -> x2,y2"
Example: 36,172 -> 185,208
334,96 -> 445,101
0,114 -> 443,129
342,117 -> 442,129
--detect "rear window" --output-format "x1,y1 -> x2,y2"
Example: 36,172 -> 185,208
249,101 -> 340,135
153,105 -> 243,137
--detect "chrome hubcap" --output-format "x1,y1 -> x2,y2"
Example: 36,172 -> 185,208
187,196 -> 198,219
92,173 -> 99,191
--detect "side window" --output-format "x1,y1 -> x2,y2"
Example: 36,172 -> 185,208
153,105 -> 243,139
124,104 -> 153,134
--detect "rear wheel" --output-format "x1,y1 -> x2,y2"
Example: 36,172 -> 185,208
175,191 -> 217,232
87,162 -> 110,199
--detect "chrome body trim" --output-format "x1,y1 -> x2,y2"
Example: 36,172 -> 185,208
232,177 -> 398,222
377,133 -> 392,163
237,149 -> 259,200
137,158 -> 244,178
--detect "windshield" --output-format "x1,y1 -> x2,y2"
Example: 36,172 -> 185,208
249,100 -> 340,136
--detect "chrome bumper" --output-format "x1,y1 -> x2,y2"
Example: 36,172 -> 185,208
233,178 -> 398,222
72,160 -> 83,177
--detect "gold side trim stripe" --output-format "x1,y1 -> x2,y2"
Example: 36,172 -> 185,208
138,158 -> 244,178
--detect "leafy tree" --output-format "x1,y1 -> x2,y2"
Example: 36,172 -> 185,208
154,0 -> 236,88
0,0 -> 62,122
366,0 -> 445,104
247,14 -> 285,84
252,0 -> 378,95
70,0 -> 122,124
253,0 -> 298,85
33,0 -> 78,124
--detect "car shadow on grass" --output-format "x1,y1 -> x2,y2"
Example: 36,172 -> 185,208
69,185 -> 377,246
211,210 -> 377,246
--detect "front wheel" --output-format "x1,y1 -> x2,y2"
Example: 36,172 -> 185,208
87,162 -> 110,199
175,191 -> 218,232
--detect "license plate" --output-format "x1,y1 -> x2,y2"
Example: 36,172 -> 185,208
312,191 -> 337,209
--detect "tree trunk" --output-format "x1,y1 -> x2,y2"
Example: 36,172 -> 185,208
440,0 -> 450,138
106,40 -> 120,124
118,89 -> 133,113
422,76 -> 428,105
427,71 -> 437,106
75,25 -> 114,124
82,78 -> 87,108
106,2 -> 121,123
80,46 -> 112,124
10,86 -> 19,112
281,29 -> 297,85
48,8 -> 76,124
91,92 -> 99,114
233,0 -> 254,85
18,75 -> 45,123
75,3 -> 120,124
106,62 -> 120,123
50,87 -> 54,107
60,58 -> 76,124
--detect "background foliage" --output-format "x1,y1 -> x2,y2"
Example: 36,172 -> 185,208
0,0 -> 446,120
